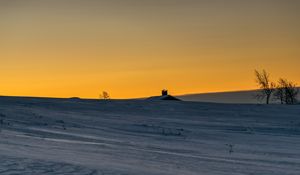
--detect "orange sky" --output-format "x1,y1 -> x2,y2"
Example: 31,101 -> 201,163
0,0 -> 300,98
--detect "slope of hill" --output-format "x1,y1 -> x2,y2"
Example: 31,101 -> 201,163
178,89 -> 300,104
0,96 -> 300,174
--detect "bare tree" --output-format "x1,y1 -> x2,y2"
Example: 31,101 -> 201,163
277,78 -> 298,105
280,78 -> 299,104
286,83 -> 299,104
100,91 -> 110,100
254,69 -> 275,104
273,79 -> 285,104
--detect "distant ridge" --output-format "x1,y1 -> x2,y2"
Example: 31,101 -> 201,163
147,95 -> 181,101
177,88 -> 300,104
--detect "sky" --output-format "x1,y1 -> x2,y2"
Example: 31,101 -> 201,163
0,0 -> 300,98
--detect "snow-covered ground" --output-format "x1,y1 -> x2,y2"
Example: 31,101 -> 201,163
0,96 -> 300,175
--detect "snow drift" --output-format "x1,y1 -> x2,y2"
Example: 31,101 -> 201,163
0,96 -> 299,175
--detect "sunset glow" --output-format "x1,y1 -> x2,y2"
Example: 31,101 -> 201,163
1,0 -> 300,98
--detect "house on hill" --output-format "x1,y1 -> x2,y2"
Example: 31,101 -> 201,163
147,90 -> 181,101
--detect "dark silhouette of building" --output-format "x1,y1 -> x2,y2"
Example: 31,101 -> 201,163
147,90 -> 181,101
162,89 -> 168,96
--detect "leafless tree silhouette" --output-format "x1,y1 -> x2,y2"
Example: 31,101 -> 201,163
273,79 -> 285,104
275,78 -> 299,104
100,91 -> 110,100
254,69 -> 275,104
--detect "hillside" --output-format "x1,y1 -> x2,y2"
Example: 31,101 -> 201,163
0,96 -> 300,174
177,89 -> 300,104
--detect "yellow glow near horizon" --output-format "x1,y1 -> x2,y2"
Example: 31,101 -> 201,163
0,0 -> 300,98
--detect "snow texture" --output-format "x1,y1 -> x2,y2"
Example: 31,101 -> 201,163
0,96 -> 300,174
